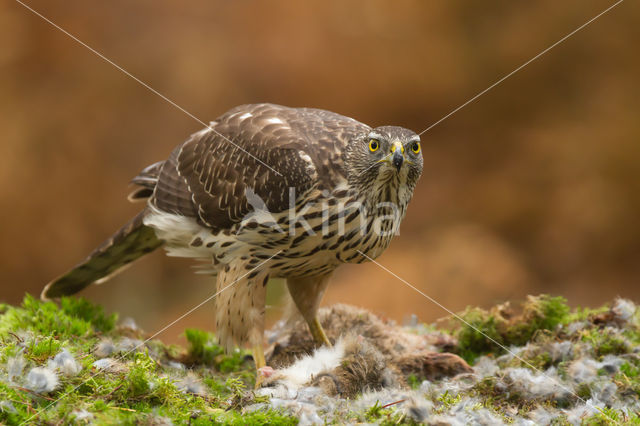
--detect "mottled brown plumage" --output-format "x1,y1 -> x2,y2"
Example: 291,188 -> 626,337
42,103 -> 424,382
153,104 -> 368,230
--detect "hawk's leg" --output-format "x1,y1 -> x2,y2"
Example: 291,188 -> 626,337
286,273 -> 332,347
251,345 -> 274,388
214,258 -> 269,386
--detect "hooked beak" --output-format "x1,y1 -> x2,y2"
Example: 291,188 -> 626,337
390,141 -> 404,171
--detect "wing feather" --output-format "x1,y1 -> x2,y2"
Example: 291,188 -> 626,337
151,103 -> 370,231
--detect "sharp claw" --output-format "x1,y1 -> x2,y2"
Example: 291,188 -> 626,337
310,317 -> 332,347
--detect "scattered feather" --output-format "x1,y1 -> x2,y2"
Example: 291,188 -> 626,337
504,367 -> 569,401
71,409 -> 94,422
7,353 -> 25,383
147,414 -> 174,425
118,337 -> 144,353
567,358 -> 599,384
527,407 -> 555,425
166,361 -> 185,370
120,317 -> 140,331
26,367 -> 59,394
48,349 -> 82,376
94,339 -> 117,358
92,358 -> 126,373
566,320 -> 588,335
548,341 -> 573,363
473,355 -> 498,377
176,373 -> 207,395
612,298 -> 636,322
564,400 -> 603,425
0,401 -> 17,414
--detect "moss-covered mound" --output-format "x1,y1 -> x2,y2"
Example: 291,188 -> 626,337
0,294 -> 639,424
0,295 -> 295,425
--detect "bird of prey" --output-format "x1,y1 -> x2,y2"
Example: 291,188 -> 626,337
42,103 -> 423,383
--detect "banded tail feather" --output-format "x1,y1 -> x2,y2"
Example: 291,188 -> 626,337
41,210 -> 163,300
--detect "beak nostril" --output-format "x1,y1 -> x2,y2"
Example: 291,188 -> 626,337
392,150 -> 404,171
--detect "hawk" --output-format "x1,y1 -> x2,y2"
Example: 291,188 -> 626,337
42,103 -> 423,383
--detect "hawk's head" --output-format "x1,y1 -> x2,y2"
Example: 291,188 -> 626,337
345,126 -> 423,205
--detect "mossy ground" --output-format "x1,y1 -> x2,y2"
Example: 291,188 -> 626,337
0,294 -> 639,424
446,295 -> 640,424
0,295 -> 295,425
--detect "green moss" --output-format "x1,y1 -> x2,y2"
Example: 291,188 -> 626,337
622,325 -> 640,347
620,361 -> 640,378
582,407 -> 625,425
364,400 -> 389,421
613,361 -> 640,399
0,295 -> 299,425
406,374 -> 421,389
523,350 -> 553,370
185,328 -> 219,362
454,295 -> 572,363
1,293 -> 638,424
455,308 -> 504,363
351,400 -> 418,425
565,305 -> 608,323
505,295 -> 570,346
575,383 -> 592,400
58,297 -> 117,333
209,408 -> 299,425
184,328 -> 249,373
436,390 -> 462,410
26,336 -> 62,363
580,328 -> 630,356
0,294 -> 116,339
126,352 -> 155,397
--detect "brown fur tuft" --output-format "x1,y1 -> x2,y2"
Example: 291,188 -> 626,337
265,304 -> 472,395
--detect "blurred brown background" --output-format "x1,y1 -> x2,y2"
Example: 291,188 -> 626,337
1,1 -> 639,344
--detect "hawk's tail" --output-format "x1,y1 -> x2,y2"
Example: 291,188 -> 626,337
41,210 -> 163,300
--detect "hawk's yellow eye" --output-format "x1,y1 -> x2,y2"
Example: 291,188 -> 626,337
369,139 -> 379,152
411,142 -> 421,154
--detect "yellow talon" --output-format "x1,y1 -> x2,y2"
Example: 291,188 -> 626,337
252,345 -> 267,389
308,317 -> 332,347
252,345 -> 266,370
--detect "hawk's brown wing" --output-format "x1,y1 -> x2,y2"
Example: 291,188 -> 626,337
151,103 -> 370,231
